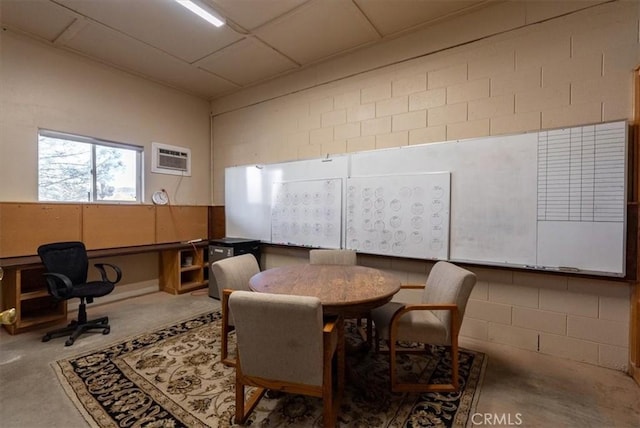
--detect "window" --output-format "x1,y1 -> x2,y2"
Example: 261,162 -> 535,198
38,129 -> 143,202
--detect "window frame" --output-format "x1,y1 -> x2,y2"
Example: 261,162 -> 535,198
38,129 -> 144,203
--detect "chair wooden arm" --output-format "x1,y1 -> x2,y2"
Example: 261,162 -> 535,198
322,315 -> 342,355
390,303 -> 459,336
399,284 -> 425,289
397,303 -> 458,312
323,314 -> 344,426
221,288 -> 235,366
222,288 -> 233,327
388,303 -> 460,393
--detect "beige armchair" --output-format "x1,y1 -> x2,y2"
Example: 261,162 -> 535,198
229,291 -> 344,428
309,249 -> 357,265
371,261 -> 476,393
309,249 -> 372,346
210,253 -> 260,366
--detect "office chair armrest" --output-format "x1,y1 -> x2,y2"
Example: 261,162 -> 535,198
94,263 -> 123,284
42,272 -> 74,299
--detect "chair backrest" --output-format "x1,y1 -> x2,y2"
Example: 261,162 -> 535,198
309,249 -> 356,265
37,241 -> 89,286
422,261 -> 476,330
229,291 -> 325,386
211,253 -> 260,298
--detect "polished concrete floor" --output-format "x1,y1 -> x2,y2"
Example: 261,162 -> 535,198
0,291 -> 638,427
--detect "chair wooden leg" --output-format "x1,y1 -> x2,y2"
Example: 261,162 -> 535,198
221,290 -> 236,367
323,390 -> 336,428
366,315 -> 373,348
221,321 -> 236,367
234,378 -> 266,424
234,380 -> 246,424
389,337 -> 398,391
389,338 -> 460,393
451,337 -> 459,390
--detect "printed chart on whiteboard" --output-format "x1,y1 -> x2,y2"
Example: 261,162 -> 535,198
271,178 -> 342,248
346,172 -> 450,260
536,121 -> 627,274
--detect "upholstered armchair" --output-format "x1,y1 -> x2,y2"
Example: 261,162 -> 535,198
229,291 -> 344,428
210,253 -> 260,366
309,249 -> 357,265
371,261 -> 476,392
309,248 -> 372,346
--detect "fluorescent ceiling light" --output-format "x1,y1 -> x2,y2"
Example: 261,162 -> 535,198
174,0 -> 225,27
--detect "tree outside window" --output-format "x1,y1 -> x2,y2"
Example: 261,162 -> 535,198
38,130 -> 142,202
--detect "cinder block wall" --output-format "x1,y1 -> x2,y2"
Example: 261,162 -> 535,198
213,1 -> 639,371
462,268 -> 630,370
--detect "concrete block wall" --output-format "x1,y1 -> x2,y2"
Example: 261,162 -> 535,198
214,1 -> 639,371
462,268 -> 631,371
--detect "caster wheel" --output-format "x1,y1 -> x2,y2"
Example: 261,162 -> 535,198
102,327 -> 110,335
65,338 -> 75,346
42,335 -> 51,343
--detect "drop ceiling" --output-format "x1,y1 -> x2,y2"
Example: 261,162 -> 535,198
1,0 -> 500,100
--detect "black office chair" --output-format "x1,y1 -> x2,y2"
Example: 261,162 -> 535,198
37,241 -> 122,346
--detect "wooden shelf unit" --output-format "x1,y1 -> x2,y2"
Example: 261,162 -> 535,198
2,264 -> 67,334
159,244 -> 209,295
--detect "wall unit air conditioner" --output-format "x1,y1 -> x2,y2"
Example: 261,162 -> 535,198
151,142 -> 191,176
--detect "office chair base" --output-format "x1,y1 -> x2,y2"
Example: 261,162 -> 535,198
42,316 -> 110,346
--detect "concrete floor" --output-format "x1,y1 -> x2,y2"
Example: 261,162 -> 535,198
0,291 -> 638,427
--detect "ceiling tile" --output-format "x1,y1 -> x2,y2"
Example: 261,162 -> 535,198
0,0 -> 77,42
3,0 -> 579,102
64,22 -> 238,98
210,0 -> 309,30
254,0 -> 380,64
56,0 -> 243,63
354,0 -> 493,36
196,37 -> 299,85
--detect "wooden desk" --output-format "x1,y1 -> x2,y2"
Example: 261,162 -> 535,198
249,264 -> 401,317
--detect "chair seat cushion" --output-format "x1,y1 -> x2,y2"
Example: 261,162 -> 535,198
372,302 -> 449,345
69,281 -> 115,299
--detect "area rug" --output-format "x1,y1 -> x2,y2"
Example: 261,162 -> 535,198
54,311 -> 486,427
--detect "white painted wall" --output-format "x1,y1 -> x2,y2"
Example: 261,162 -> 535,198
0,31 -> 211,205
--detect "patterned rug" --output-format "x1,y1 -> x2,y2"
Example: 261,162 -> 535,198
54,311 -> 486,427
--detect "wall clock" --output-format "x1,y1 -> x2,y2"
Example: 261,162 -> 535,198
152,189 -> 169,205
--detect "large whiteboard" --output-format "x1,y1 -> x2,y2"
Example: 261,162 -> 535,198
350,134 -> 539,267
226,156 -> 348,243
225,120 -> 627,276
271,178 -> 342,248
346,173 -> 450,260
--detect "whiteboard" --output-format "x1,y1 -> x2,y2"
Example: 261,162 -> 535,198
224,120 -> 627,276
535,121 -> 627,274
350,133 -> 539,267
225,156 -> 348,244
271,178 -> 342,248
345,173 -> 450,260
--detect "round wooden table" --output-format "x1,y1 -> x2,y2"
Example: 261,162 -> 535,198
249,264 -> 401,317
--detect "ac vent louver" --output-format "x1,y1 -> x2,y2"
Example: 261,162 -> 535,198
152,142 -> 191,176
